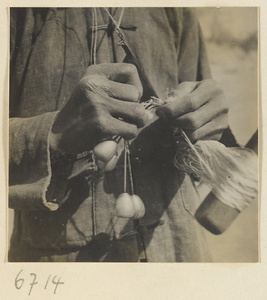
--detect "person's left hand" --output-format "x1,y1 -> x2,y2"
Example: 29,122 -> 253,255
155,79 -> 229,142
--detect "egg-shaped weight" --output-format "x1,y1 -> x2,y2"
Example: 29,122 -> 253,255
115,193 -> 136,218
103,154 -> 119,172
96,154 -> 119,172
93,140 -> 118,162
131,195 -> 145,219
95,159 -> 108,170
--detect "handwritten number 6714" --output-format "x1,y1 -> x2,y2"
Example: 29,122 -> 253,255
15,269 -> 64,295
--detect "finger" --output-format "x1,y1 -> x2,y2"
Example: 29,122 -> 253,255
103,79 -> 140,102
111,118 -> 139,140
168,81 -> 198,99
96,114 -> 138,140
108,98 -> 148,128
87,63 -> 143,100
82,91 -> 147,128
184,113 -> 229,142
172,96 -> 229,130
156,79 -> 222,119
79,75 -> 140,102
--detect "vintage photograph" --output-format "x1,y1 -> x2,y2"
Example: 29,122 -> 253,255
8,7 -> 258,262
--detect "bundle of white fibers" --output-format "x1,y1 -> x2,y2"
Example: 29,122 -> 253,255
174,136 -> 258,211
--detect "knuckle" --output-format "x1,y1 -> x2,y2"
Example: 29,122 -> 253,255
214,132 -> 223,141
129,125 -> 138,137
216,96 -> 229,114
215,88 -> 224,100
134,104 -> 146,116
221,97 -> 229,111
85,64 -> 97,75
222,103 -> 229,114
206,132 -> 222,141
191,132 -> 198,141
78,77 -> 90,91
122,125 -> 138,140
80,77 -> 111,101
128,86 -> 139,102
186,115 -> 199,130
203,78 -> 216,88
179,81 -> 191,88
135,106 -> 147,126
184,95 -> 195,112
186,130 -> 198,142
95,115 -> 108,131
208,78 -> 216,86
209,79 -> 224,96
137,84 -> 143,100
79,77 -> 97,92
163,105 -> 176,118
124,63 -> 138,75
217,115 -> 229,130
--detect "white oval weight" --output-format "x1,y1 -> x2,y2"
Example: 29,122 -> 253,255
115,193 -> 136,218
93,140 -> 118,162
103,154 -> 119,172
131,194 -> 145,219
96,154 -> 119,172
95,159 -> 108,170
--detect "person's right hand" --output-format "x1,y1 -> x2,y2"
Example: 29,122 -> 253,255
50,63 -> 147,156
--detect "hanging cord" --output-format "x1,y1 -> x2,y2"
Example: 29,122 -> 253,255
126,141 -> 135,195
123,139 -> 128,193
92,156 -> 97,237
127,139 -> 148,261
91,8 -> 98,65
90,9 -> 95,65
91,8 -> 98,236
93,8 -> 98,64
125,139 -> 148,261
55,10 -> 67,110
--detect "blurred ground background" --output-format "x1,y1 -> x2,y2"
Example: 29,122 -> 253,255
196,7 -> 258,262
8,8 -> 259,262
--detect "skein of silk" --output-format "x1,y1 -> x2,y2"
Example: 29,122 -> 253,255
174,131 -> 258,211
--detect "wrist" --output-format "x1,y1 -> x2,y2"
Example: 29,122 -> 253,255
49,131 -> 75,163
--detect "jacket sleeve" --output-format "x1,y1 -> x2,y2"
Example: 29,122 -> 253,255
9,9 -> 74,211
9,112 -> 72,211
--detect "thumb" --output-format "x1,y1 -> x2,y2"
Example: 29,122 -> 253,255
167,81 -> 199,102
155,81 -> 199,118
